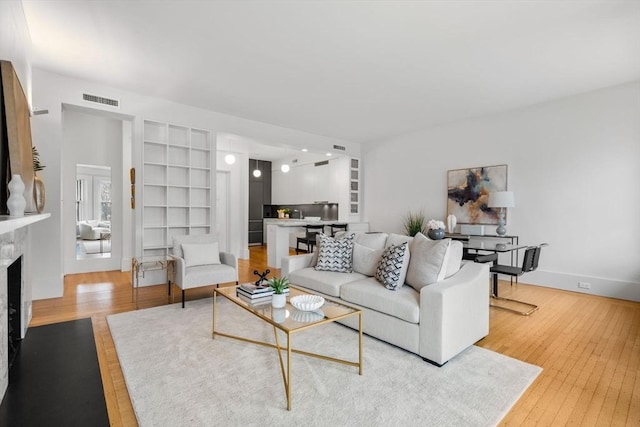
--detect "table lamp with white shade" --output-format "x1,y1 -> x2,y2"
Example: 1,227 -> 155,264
488,191 -> 515,236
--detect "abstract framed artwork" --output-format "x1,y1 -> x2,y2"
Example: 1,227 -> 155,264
447,164 -> 507,225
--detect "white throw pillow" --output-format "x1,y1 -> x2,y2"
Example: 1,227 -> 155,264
385,233 -> 413,249
181,242 -> 221,267
405,233 -> 451,290
444,240 -> 463,278
352,243 -> 384,276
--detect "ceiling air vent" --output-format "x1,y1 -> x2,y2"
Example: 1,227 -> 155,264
82,93 -> 119,108
314,160 -> 329,167
332,144 -> 346,151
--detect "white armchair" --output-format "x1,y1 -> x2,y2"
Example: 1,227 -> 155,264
171,234 -> 238,308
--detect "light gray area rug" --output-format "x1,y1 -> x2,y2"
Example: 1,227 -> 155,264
81,240 -> 110,254
107,298 -> 541,426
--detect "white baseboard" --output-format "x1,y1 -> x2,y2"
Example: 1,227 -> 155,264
32,276 -> 64,300
521,270 -> 639,302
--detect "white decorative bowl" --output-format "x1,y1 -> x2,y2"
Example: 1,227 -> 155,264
290,295 -> 325,312
304,216 -> 321,221
291,309 -> 324,323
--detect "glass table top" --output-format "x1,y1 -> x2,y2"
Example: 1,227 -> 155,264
214,285 -> 360,332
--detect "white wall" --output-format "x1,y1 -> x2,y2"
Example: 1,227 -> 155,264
0,0 -> 31,103
363,81 -> 640,301
29,68 -> 358,299
216,146 -> 249,260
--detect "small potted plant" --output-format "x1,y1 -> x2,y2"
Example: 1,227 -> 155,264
403,211 -> 426,237
427,219 -> 446,240
268,276 -> 289,308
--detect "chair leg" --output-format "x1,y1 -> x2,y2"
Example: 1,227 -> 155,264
490,274 -> 539,316
182,290 -> 185,308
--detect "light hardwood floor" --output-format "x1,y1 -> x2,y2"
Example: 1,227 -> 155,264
30,246 -> 639,426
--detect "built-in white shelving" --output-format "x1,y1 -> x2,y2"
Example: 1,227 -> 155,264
142,120 -> 212,257
349,157 -> 360,216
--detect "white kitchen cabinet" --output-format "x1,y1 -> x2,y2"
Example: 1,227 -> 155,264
142,120 -> 212,257
272,157 -> 356,211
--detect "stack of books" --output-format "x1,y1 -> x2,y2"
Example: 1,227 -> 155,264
236,283 -> 290,305
236,283 -> 273,304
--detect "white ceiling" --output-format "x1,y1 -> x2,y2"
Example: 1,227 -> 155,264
21,0 -> 640,144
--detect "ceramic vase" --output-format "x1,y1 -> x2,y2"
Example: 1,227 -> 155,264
7,174 -> 26,217
33,174 -> 46,213
447,214 -> 457,233
272,293 -> 287,308
427,228 -> 445,240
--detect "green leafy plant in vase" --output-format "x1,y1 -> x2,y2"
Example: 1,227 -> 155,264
403,211 -> 426,237
268,276 -> 289,308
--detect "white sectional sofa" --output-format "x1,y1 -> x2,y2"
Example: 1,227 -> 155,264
78,220 -> 111,240
282,231 -> 490,366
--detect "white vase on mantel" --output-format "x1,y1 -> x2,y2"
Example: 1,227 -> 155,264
7,174 -> 27,217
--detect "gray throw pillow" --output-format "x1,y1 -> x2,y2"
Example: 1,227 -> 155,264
375,242 -> 410,290
315,233 -> 355,273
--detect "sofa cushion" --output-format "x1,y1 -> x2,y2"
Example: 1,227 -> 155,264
182,242 -> 221,267
315,233 -> 354,273
375,242 -> 410,290
355,233 -> 388,250
172,234 -> 216,258
288,267 -> 366,297
405,233 -> 452,290
352,243 -> 383,276
334,232 -> 388,250
341,278 -> 420,324
385,233 -> 413,249
182,263 -> 236,289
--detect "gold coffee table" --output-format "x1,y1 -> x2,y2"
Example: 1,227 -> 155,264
212,285 -> 363,410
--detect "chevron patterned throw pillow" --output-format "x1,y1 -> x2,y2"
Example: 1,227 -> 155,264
315,233 -> 355,273
375,242 -> 410,290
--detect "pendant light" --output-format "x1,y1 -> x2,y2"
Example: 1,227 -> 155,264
252,159 -> 261,178
224,154 -> 236,165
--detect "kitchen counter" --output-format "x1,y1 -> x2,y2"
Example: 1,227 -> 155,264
265,219 -> 369,268
263,218 -> 337,227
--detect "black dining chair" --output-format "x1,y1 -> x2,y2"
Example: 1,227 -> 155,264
295,225 -> 324,254
330,223 -> 348,237
488,243 -> 548,315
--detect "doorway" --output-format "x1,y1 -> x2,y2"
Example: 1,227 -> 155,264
62,105 -> 132,274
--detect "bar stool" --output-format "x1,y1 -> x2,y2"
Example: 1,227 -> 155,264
295,225 -> 324,254
330,223 -> 348,237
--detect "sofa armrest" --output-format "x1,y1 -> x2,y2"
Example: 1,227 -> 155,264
170,255 -> 186,286
219,251 -> 238,271
418,261 -> 490,365
281,254 -> 314,276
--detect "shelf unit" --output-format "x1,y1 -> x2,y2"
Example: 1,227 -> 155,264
142,120 -> 212,257
349,157 -> 360,217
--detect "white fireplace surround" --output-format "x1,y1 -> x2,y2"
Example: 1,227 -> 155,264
0,213 -> 50,403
